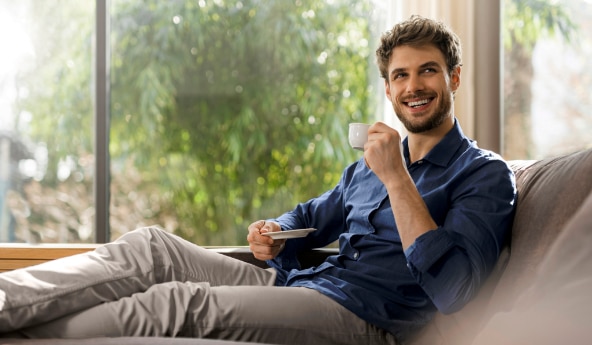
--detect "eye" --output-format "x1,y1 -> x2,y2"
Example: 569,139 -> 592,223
392,72 -> 407,81
421,67 -> 438,74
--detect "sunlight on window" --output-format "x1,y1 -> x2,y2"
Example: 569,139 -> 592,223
0,8 -> 34,130
503,0 -> 592,159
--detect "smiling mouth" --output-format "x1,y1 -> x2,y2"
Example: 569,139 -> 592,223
405,98 -> 433,108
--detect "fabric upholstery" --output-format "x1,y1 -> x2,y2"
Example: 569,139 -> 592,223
488,149 -> 592,309
407,148 -> 592,345
470,184 -> 592,344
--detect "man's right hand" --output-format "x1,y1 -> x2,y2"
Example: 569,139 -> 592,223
247,220 -> 286,261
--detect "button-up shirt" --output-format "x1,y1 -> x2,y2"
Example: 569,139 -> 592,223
267,120 -> 517,341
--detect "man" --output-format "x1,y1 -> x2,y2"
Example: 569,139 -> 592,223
0,15 -> 516,345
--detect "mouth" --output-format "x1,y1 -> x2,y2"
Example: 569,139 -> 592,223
404,97 -> 434,109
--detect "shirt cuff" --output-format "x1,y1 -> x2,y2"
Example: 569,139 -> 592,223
404,229 -> 455,272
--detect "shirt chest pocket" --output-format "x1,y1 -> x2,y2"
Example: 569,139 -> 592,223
370,199 -> 401,241
344,189 -> 389,235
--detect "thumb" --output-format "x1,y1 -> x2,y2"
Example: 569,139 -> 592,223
259,220 -> 271,233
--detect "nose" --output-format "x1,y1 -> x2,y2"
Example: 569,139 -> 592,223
406,74 -> 424,94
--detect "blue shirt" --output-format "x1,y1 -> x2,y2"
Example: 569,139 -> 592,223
267,120 -> 517,341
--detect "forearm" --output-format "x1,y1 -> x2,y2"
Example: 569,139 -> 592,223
384,172 -> 438,250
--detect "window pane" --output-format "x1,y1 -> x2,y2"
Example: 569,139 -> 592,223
109,0 -> 387,244
0,1 -> 95,243
503,0 -> 592,160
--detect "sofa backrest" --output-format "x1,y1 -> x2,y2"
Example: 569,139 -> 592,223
471,161 -> 592,344
489,148 -> 592,311
407,148 -> 592,345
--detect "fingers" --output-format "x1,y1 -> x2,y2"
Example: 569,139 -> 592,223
247,220 -> 285,261
247,220 -> 266,239
259,220 -> 276,234
247,220 -> 278,240
247,221 -> 272,248
363,124 -> 407,182
251,240 -> 286,261
368,121 -> 390,134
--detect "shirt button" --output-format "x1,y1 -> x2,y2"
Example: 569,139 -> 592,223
353,251 -> 359,260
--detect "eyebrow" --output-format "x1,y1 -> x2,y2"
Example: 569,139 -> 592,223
389,61 -> 442,79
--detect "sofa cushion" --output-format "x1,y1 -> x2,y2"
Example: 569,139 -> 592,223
472,180 -> 592,344
407,148 -> 592,345
488,148 -> 592,311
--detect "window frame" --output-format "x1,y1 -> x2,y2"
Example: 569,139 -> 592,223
474,0 -> 502,154
95,0 -> 110,243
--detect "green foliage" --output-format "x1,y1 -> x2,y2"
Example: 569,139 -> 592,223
502,0 -> 579,160
109,0 -> 376,244
18,0 -> 377,244
16,1 -> 95,187
504,0 -> 577,52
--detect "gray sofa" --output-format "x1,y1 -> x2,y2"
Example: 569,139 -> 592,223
407,147 -> 592,344
3,147 -> 592,344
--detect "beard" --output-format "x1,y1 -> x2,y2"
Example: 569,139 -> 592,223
394,89 -> 453,134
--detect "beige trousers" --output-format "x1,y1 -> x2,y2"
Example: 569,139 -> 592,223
0,227 -> 397,345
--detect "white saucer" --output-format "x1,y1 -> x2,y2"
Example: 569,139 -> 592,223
261,228 -> 317,239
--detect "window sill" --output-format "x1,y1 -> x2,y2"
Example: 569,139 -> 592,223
0,244 -> 337,272
0,244 -> 266,272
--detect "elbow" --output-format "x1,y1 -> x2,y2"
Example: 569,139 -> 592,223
431,275 -> 477,315
437,298 -> 467,315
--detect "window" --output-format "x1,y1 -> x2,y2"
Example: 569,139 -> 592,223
1,0 -> 389,245
502,0 -> 592,160
5,1 -> 586,246
0,1 -> 95,243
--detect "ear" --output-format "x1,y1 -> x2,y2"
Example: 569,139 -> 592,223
450,65 -> 461,92
384,79 -> 393,101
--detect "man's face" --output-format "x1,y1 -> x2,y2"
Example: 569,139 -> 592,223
384,44 -> 460,134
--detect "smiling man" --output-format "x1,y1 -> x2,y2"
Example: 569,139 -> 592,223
0,15 -> 516,345
365,19 -> 465,254
258,14 -> 517,343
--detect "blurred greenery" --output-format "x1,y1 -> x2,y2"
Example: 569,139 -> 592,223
502,0 -> 577,160
15,0 -> 380,244
503,0 -> 575,52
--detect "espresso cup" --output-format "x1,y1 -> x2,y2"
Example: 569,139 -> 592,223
348,123 -> 371,151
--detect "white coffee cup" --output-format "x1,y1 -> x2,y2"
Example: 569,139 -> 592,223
348,123 -> 371,151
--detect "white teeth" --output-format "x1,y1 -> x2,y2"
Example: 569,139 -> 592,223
408,99 -> 430,107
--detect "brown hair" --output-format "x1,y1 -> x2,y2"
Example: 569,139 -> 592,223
375,15 -> 462,80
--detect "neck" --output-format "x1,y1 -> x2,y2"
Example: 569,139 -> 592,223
407,116 -> 455,163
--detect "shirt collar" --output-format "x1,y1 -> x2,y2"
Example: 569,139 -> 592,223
402,118 -> 467,168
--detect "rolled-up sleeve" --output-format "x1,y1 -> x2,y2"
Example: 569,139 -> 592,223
405,159 -> 516,314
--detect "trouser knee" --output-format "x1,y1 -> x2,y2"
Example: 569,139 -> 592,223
116,225 -> 166,242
